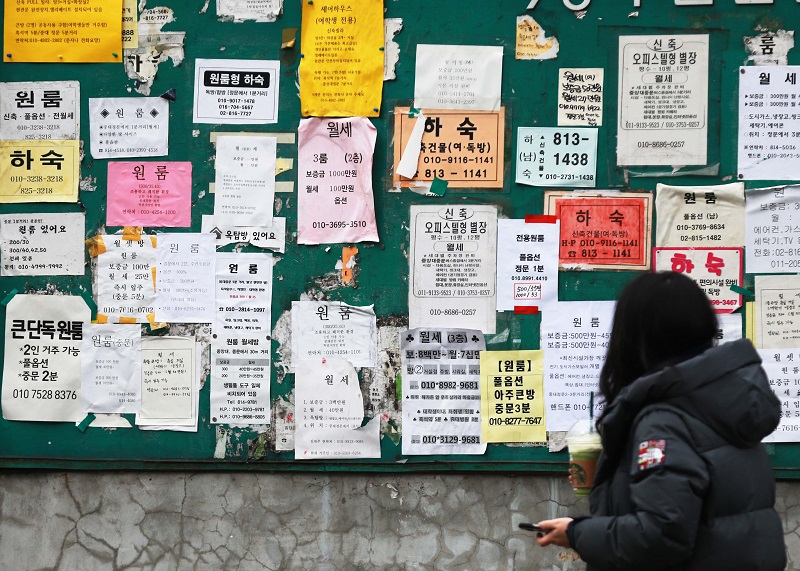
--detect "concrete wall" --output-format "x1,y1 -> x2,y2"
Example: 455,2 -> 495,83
0,473 -> 798,570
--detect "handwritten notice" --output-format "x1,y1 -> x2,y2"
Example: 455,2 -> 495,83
214,135 -> 275,227
414,45 -> 503,111
759,349 -> 800,443
80,324 -> 141,414
215,252 -> 273,334
294,357 -> 381,459
515,16 -> 559,60
496,218 -> 559,311
755,275 -> 800,349
0,139 -> 79,203
210,334 -> 271,425
292,301 -> 377,368
297,118 -> 379,244
401,328 -> 486,456
107,162 -> 192,228
516,127 -> 597,188
299,0 -> 383,117
3,0 -> 122,63
542,301 -> 615,432
155,234 -> 215,323
136,336 -> 197,429
88,97 -> 169,159
656,182 -> 744,247
409,204 -> 498,334
544,191 -> 653,270
558,68 -> 603,127
193,59 -> 280,124
745,185 -> 800,274
617,34 -> 709,166
2,294 -> 90,422
96,236 -> 157,323
393,107 -> 505,189
480,350 -> 545,443
0,81 -> 80,141
654,247 -> 743,313
0,212 -> 84,276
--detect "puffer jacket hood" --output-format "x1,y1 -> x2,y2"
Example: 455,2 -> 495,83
599,338 -> 781,458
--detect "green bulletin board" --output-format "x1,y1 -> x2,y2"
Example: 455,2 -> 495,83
1,0 -> 800,477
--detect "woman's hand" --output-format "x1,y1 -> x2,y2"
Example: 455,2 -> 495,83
535,518 -> 573,547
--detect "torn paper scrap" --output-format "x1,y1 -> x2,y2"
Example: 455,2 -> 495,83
395,110 -> 425,179
384,18 -> 403,81
80,323 -> 142,413
217,0 -> 283,22
515,15 -> 559,60
744,30 -> 794,66
2,294 -> 90,422
294,356 -> 381,459
124,30 -> 186,96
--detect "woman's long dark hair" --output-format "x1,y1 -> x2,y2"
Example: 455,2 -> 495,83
597,271 -> 718,417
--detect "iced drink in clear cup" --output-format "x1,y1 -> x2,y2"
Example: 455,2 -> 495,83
566,420 -> 603,497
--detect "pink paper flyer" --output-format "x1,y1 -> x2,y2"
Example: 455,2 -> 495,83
297,117 -> 379,245
107,161 -> 192,227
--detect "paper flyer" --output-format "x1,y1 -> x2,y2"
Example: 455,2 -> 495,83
495,218 -> 559,311
297,118 -> 379,245
294,357 -> 381,459
2,294 -> 90,422
480,350 -> 546,443
542,301 -> 615,432
106,162 -> 192,227
155,233 -> 216,323
299,0 -> 383,117
409,204 -> 498,334
214,135 -> 276,227
0,212 -> 84,276
401,328 -> 486,456
80,324 -> 141,414
292,301 -> 377,368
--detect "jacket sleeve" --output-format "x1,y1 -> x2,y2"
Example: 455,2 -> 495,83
570,408 -> 710,571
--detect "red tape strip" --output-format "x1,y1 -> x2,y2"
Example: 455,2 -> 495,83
524,215 -> 557,224
514,306 -> 539,315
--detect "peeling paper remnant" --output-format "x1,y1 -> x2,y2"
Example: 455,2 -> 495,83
124,8 -> 185,96
745,30 -> 794,66
217,0 -> 283,23
384,18 -> 403,81
515,15 -> 559,60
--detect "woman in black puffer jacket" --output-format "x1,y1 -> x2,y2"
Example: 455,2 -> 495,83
536,271 -> 786,571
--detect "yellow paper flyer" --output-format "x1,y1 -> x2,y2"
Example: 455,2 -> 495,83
299,0 -> 384,117
0,140 -> 79,203
480,350 -> 546,443
4,0 -> 123,63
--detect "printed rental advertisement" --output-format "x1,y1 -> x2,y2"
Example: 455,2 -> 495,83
409,204 -> 497,334
0,81 -> 80,141
0,139 -> 79,203
210,334 -> 271,426
0,212 -> 84,276
88,97 -> 169,159
617,34 -> 709,166
193,59 -> 280,124
106,162 -> 192,228
745,185 -> 800,274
